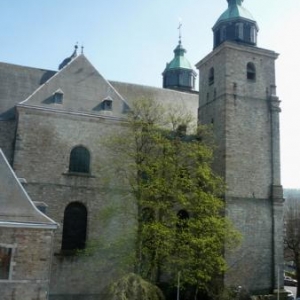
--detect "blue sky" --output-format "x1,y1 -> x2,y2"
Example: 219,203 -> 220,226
1,0 -> 300,188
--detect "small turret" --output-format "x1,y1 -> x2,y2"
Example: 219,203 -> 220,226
162,24 -> 197,92
58,44 -> 78,70
213,0 -> 258,49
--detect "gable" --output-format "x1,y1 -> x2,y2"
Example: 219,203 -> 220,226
19,55 -> 129,118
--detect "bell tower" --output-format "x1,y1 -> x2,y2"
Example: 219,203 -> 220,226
197,0 -> 284,294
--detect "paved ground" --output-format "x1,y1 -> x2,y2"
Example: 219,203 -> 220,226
285,286 -> 297,298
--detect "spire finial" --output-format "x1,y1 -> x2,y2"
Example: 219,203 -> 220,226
178,18 -> 182,44
72,42 -> 78,58
81,44 -> 84,55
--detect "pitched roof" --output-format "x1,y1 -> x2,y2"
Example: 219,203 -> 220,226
110,81 -> 199,123
0,149 -> 57,227
0,62 -> 55,120
0,57 -> 198,122
19,55 -> 129,118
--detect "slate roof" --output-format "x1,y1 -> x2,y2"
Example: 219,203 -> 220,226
19,55 -> 129,118
0,149 -> 57,227
110,81 -> 199,122
0,62 -> 55,120
0,56 -> 198,122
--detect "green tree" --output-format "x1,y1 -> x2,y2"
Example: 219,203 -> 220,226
103,273 -> 165,300
284,192 -> 300,297
104,97 -> 240,299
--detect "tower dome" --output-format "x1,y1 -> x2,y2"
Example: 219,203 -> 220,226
213,0 -> 258,49
162,37 -> 197,92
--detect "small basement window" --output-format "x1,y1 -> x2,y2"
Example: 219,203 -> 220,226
0,246 -> 12,280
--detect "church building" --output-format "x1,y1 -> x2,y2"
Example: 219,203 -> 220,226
0,0 -> 284,299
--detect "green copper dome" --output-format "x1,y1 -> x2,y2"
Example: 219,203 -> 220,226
212,0 -> 258,48
214,0 -> 256,28
164,41 -> 193,71
162,39 -> 196,92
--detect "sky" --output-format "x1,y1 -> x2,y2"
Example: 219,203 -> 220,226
0,0 -> 299,188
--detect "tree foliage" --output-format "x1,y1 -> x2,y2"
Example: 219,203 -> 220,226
104,97 -> 240,299
103,273 -> 165,300
284,192 -> 300,296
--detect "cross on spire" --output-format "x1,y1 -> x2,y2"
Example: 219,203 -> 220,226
178,18 -> 182,44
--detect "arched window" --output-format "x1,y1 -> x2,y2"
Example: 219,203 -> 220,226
69,146 -> 90,173
247,62 -> 256,80
177,209 -> 189,230
61,202 -> 87,251
208,67 -> 214,85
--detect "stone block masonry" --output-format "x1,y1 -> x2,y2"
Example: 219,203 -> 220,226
0,227 -> 55,300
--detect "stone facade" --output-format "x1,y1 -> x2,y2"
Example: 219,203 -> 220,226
14,107 -> 133,297
0,149 -> 57,300
0,227 -> 55,300
0,53 -> 198,299
197,42 -> 284,293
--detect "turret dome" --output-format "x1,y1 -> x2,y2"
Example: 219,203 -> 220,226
164,42 -> 193,71
162,39 -> 196,92
213,0 -> 258,49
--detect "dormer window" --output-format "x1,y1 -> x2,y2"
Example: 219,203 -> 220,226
101,97 -> 113,111
53,89 -> 64,104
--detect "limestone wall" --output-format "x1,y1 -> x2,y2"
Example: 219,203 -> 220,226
197,42 -> 283,293
13,107 -> 134,298
0,227 -> 54,300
